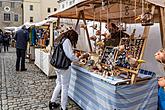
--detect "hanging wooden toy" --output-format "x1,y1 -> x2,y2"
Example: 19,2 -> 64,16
135,0 -> 154,26
80,24 -> 87,29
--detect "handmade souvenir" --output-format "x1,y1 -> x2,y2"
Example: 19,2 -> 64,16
114,45 -> 125,52
135,12 -> 154,26
75,51 -> 82,57
87,60 -> 95,66
96,30 -> 101,35
96,41 -> 104,47
90,35 -> 97,41
80,24 -> 87,29
81,53 -> 90,59
80,59 -> 87,65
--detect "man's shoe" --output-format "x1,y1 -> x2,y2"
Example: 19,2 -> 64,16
16,69 -> 19,71
20,68 -> 27,71
49,101 -> 60,110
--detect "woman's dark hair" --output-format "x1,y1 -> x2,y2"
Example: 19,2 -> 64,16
55,29 -> 78,48
64,29 -> 78,48
111,23 -> 119,30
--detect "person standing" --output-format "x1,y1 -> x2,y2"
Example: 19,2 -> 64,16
0,31 -> 3,53
104,22 -> 129,47
14,25 -> 29,71
49,29 -> 86,110
3,32 -> 10,52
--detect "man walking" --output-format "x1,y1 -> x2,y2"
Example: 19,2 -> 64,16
14,25 -> 29,71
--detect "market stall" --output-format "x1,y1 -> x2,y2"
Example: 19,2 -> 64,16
32,18 -> 57,77
49,0 -> 165,109
11,19 -> 57,77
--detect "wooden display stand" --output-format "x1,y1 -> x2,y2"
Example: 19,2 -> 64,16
115,37 -> 147,84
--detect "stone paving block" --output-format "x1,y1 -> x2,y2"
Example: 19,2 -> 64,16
0,48 -> 81,110
2,104 -> 8,110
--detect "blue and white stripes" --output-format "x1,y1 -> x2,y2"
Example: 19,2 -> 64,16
68,66 -> 158,110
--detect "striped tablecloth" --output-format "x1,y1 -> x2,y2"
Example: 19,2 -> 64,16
68,65 -> 158,110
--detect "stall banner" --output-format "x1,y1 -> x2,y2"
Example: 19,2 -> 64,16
69,66 -> 158,110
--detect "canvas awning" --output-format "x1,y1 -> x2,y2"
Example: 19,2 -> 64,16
147,0 -> 165,7
49,0 -> 162,23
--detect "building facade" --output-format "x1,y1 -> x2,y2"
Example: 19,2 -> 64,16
57,0 -> 87,10
23,0 -> 58,23
0,0 -> 23,30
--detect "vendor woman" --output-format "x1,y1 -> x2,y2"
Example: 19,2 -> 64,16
104,22 -> 129,47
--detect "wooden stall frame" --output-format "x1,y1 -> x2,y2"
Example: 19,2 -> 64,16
49,0 -> 165,83
75,10 -> 93,52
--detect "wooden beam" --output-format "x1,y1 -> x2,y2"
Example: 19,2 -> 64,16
99,21 -> 102,41
131,74 -> 137,84
130,5 -> 155,84
57,17 -> 60,27
81,11 -> 93,52
164,8 -> 165,47
159,7 -> 165,48
75,11 -> 81,30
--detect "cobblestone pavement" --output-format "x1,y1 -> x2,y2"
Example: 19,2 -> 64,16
0,47 -> 81,110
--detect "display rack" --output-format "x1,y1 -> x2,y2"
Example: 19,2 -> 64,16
101,46 -> 116,65
114,37 -> 146,84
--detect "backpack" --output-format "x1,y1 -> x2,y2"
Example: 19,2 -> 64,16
50,38 -> 71,70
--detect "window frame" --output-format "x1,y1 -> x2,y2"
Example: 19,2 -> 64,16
4,13 -> 10,21
0,1 -> 2,7
54,8 -> 57,12
11,2 -> 15,8
14,14 -> 18,22
30,5 -> 33,11
30,17 -> 33,22
47,8 -> 51,13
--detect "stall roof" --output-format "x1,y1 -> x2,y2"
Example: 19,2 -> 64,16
49,0 -> 163,23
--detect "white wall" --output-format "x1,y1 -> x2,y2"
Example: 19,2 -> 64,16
23,0 -> 58,23
23,0 -> 41,23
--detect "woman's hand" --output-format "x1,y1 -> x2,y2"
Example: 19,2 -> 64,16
79,53 -> 89,59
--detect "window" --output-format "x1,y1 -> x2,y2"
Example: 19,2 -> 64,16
69,1 -> 72,5
30,17 -> 33,22
47,8 -> 51,13
54,8 -> 57,12
30,5 -> 33,11
4,13 -> 10,21
11,2 -> 15,8
73,0 -> 75,3
62,4 -> 64,9
0,1 -> 2,7
14,14 -> 18,22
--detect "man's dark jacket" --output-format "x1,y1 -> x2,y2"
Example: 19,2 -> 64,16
14,29 -> 29,50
